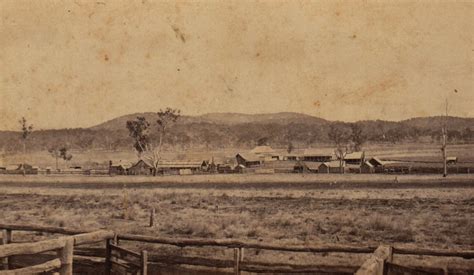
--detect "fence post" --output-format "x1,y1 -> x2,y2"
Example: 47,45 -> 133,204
149,207 -> 155,227
2,229 -> 12,270
113,234 -> 119,245
355,245 -> 392,275
141,250 -> 148,275
105,238 -> 112,275
56,237 -> 74,275
233,248 -> 241,275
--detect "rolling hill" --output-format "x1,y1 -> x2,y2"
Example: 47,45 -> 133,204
0,113 -> 473,154
90,112 -> 329,131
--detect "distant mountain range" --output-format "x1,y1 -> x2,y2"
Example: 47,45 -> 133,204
1,112 -> 473,153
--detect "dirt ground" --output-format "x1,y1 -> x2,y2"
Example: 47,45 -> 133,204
0,174 -> 473,270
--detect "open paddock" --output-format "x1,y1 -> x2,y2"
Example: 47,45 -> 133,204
0,175 -> 473,273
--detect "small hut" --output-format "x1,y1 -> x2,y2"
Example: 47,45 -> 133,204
128,160 -> 154,176
318,161 -> 345,174
361,161 -> 375,174
447,157 -> 458,165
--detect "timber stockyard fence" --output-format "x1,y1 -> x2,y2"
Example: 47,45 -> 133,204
0,224 -> 473,275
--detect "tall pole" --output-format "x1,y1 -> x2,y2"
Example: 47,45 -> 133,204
442,98 -> 448,177
22,141 -> 26,176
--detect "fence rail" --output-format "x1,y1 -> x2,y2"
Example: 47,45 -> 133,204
118,233 -> 377,253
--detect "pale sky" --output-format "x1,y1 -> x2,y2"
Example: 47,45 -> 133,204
0,0 -> 473,130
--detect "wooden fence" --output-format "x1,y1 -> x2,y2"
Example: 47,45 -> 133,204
1,223 -> 474,274
0,227 -> 114,275
106,239 -> 148,275
0,236 -> 73,275
116,233 -> 474,274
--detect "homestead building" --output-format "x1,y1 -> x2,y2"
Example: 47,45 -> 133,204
294,161 -> 320,173
301,148 -> 333,162
109,160 -> 133,176
127,159 -> 209,176
235,153 -> 263,167
318,161 -> 345,173
344,151 -> 365,165
4,164 -> 38,175
360,161 -> 375,174
128,160 -> 154,176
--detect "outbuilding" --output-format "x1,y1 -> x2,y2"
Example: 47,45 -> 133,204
318,161 -> 345,174
344,151 -> 365,165
360,161 -> 375,174
5,164 -> 38,175
447,157 -> 458,165
128,160 -> 154,176
301,148 -> 333,162
236,153 -> 262,167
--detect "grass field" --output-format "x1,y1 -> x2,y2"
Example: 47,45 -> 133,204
0,174 -> 473,270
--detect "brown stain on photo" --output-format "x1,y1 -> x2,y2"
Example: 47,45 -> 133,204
0,0 -> 472,129
171,25 -> 186,43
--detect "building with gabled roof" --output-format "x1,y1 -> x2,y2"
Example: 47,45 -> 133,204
301,148 -> 333,162
447,156 -> 457,165
5,163 -> 38,175
236,153 -> 262,167
344,151 -> 365,165
318,161 -> 345,174
361,161 -> 375,174
128,159 -> 154,176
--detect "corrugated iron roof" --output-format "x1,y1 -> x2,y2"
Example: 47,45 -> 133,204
236,153 -> 262,162
6,164 -> 20,170
302,148 -> 334,156
362,161 -> 374,168
320,161 -> 345,167
344,152 -> 363,160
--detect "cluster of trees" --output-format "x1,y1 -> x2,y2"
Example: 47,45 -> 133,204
48,146 -> 73,171
6,118 -> 76,172
0,129 -> 130,154
126,108 -> 181,176
1,117 -> 473,155
327,124 -> 366,173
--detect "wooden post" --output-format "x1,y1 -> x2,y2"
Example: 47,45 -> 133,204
386,246 -> 393,262
113,234 -> 119,245
141,250 -> 148,275
233,248 -> 240,275
149,207 -> 155,227
442,98 -> 448,178
2,229 -> 12,270
56,237 -> 74,275
355,245 -> 392,275
105,239 -> 112,275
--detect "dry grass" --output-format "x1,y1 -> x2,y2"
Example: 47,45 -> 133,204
0,180 -> 473,268
0,184 -> 472,247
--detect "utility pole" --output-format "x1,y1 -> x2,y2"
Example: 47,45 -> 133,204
441,98 -> 448,177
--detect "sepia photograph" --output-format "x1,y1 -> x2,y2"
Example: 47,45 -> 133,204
0,0 -> 473,274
